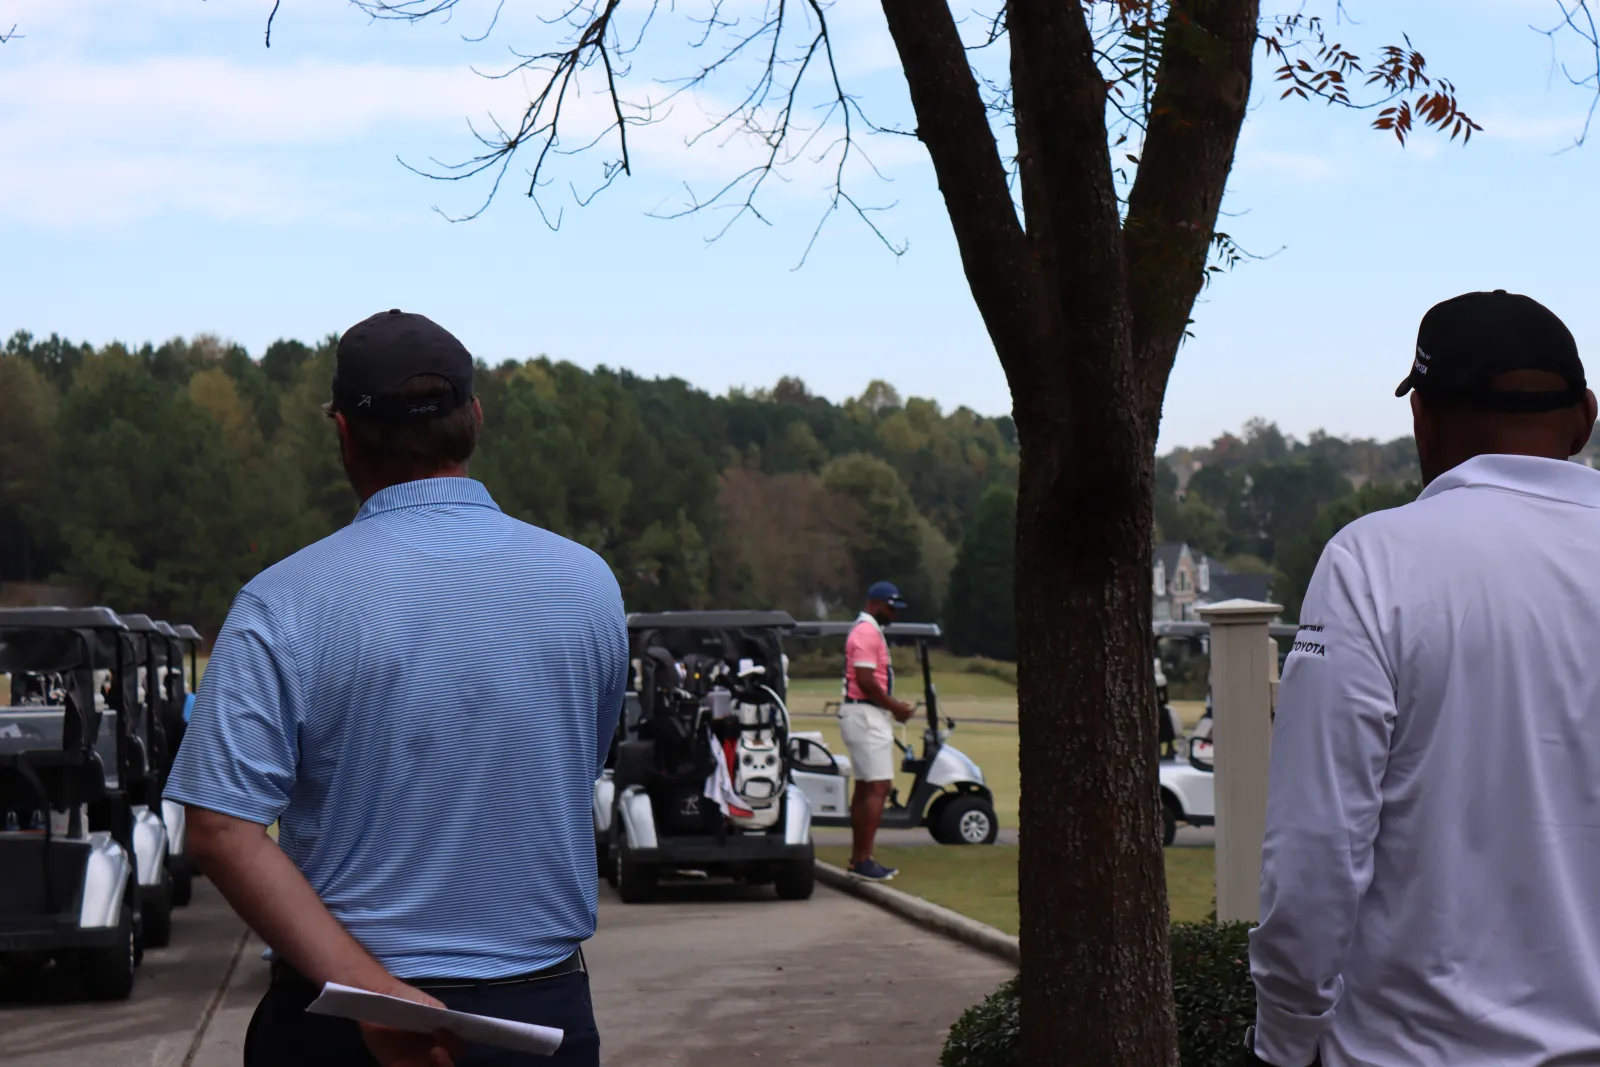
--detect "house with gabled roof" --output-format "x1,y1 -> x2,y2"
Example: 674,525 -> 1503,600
1153,541 -> 1275,622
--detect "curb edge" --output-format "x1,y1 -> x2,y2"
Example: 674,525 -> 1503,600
814,860 -> 1021,968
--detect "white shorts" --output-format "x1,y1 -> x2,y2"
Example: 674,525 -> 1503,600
838,702 -> 896,782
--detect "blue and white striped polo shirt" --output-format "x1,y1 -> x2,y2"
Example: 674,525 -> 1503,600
165,477 -> 626,979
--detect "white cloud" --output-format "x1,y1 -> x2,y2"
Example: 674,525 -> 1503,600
0,57 -> 507,148
0,56 -> 514,225
0,33 -> 927,229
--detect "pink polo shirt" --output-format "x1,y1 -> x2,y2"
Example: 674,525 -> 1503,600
843,613 -> 890,702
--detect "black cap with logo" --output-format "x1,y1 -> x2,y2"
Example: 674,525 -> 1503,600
331,309 -> 474,420
1395,290 -> 1586,413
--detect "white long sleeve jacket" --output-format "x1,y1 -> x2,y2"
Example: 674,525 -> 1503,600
1251,454 -> 1600,1067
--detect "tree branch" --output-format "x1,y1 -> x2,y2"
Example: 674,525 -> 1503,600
1124,0 -> 1259,442
1003,1 -> 1137,425
1537,0 -> 1600,146
878,0 -> 1048,392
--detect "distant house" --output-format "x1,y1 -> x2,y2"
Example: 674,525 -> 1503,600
1152,542 -> 1275,622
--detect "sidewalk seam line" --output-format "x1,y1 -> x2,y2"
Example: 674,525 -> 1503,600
180,925 -> 251,1067
813,860 -> 1020,967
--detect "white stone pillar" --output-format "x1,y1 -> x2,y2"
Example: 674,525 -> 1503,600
1197,598 -> 1282,924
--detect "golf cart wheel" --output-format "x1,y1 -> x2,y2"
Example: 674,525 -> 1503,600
773,846 -> 816,901
1161,796 -> 1179,848
142,865 -> 174,949
936,796 -> 999,845
616,834 -> 656,904
81,905 -> 137,1001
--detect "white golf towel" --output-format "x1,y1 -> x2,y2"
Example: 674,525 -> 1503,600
703,737 -> 753,818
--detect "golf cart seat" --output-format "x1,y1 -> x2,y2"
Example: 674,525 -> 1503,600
787,731 -> 851,779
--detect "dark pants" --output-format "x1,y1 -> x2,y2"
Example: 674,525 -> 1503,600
244,958 -> 600,1067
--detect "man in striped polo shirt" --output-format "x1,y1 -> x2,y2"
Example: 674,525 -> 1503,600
165,310 -> 626,1067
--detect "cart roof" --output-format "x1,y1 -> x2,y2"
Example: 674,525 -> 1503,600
118,613 -> 159,633
0,606 -> 126,631
174,624 -> 203,641
626,610 -> 796,631
788,621 -> 943,641
153,620 -> 178,637
1153,620 -> 1300,640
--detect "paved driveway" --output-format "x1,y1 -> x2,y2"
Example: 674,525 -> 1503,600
0,879 -> 248,1067
3,877 -> 1013,1067
591,880 -> 1013,1066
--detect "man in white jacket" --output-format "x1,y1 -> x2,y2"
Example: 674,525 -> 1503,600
1248,290 -> 1600,1067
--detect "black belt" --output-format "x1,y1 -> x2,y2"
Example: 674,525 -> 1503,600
271,949 -> 586,993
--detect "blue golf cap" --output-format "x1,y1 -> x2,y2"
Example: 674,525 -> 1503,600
867,581 -> 908,609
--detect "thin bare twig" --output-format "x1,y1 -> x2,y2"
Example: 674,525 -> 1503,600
357,1 -> 905,257
360,0 -> 638,223
265,0 -> 281,48
1535,0 -> 1600,147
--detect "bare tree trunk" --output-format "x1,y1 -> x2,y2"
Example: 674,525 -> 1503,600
881,2 -> 1257,1064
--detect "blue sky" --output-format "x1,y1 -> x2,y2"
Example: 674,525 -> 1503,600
1,0 -> 1596,450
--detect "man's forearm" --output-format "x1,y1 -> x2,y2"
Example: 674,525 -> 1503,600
187,807 -> 394,990
856,672 -> 909,717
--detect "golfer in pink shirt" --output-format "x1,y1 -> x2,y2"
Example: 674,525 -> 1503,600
838,581 -> 916,881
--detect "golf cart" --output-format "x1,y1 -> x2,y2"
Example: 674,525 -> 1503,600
1155,620 -> 1297,846
105,613 -> 175,947
154,621 -> 200,907
594,611 -> 816,904
1155,658 -> 1181,760
0,608 -> 142,1000
785,621 -> 999,845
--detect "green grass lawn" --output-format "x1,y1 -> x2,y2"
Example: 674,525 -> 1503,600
814,844 -> 1216,935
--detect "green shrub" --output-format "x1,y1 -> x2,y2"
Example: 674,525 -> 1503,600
940,922 -> 1256,1067
940,976 -> 1020,1067
1170,921 -> 1256,1066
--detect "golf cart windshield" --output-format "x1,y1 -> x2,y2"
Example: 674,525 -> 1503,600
0,608 -> 122,771
626,611 -> 795,703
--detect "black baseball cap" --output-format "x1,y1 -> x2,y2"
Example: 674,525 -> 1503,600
1395,290 -> 1586,413
331,309 -> 474,419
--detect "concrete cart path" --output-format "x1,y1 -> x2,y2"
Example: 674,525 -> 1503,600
1,878 -> 249,1067
589,879 -> 1013,1066
7,877 -> 1014,1067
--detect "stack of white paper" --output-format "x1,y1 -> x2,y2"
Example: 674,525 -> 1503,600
307,982 -> 564,1056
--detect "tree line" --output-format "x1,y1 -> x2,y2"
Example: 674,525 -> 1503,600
1158,418 -> 1433,620
0,329 -> 1021,649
